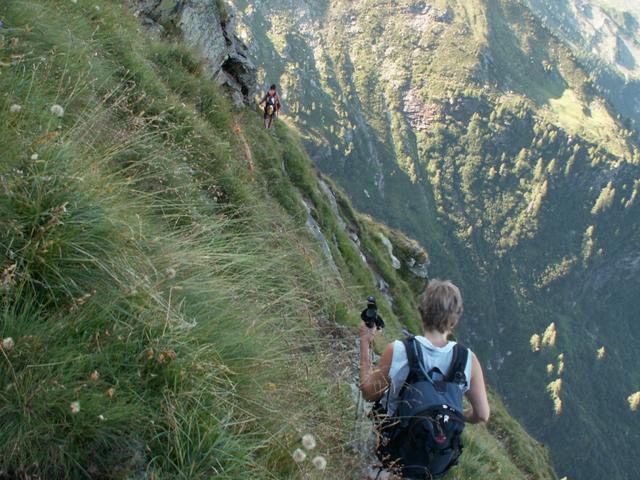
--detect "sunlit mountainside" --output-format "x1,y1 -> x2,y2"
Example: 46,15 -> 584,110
229,0 -> 640,478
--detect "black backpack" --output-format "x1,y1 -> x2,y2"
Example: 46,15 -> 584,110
374,336 -> 469,479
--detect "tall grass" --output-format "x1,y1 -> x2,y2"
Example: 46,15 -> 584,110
1,2 -> 355,478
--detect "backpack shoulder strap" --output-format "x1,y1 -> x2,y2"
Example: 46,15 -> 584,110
402,336 -> 427,383
447,343 -> 469,385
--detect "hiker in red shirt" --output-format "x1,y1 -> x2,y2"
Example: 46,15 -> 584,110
259,84 -> 281,129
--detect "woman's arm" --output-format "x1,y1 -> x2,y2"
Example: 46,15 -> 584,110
464,352 -> 490,423
359,323 -> 393,402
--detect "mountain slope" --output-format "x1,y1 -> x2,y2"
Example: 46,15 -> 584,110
0,0 -> 557,478
229,0 -> 640,478
523,0 -> 640,138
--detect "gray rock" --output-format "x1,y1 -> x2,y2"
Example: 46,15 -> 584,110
130,0 -> 256,102
377,232 -> 401,270
373,273 -> 394,306
406,257 -> 429,279
301,198 -> 340,277
318,179 -> 347,230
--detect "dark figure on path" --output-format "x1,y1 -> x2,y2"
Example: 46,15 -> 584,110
259,84 -> 281,129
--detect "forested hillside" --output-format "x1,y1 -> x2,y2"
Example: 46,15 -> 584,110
0,0 -> 558,478
229,0 -> 640,478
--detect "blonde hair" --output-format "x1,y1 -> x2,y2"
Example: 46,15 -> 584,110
418,279 -> 463,333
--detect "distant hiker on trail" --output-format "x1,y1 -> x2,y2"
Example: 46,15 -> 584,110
359,279 -> 490,479
259,83 -> 281,129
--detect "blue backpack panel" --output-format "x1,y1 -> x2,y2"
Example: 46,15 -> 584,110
375,336 -> 469,479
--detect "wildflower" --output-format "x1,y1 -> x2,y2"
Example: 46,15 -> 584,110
302,433 -> 316,450
596,346 -> 606,360
529,333 -> 541,352
31,153 -> 38,161
292,448 -> 306,463
70,401 -> 81,414
165,267 -> 176,279
89,370 -> 99,381
1,337 -> 15,351
97,414 -> 105,421
156,353 -> 166,364
105,387 -> 115,399
50,104 -> 65,117
312,455 -> 327,471
9,104 -> 21,113
146,348 -> 154,360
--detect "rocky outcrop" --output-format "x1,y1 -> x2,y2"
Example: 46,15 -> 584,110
405,256 -> 429,279
377,233 -> 401,270
318,179 -> 347,230
403,89 -> 441,132
301,198 -> 340,277
131,0 -> 256,104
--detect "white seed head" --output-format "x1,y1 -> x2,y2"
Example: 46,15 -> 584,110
165,267 -> 176,279
302,433 -> 316,450
292,448 -> 306,463
312,455 -> 327,470
1,337 -> 15,351
10,104 -> 22,113
70,401 -> 81,414
31,153 -> 39,161
97,414 -> 105,421
50,104 -> 65,117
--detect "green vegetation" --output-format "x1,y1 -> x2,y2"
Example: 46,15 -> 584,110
233,0 -> 640,478
1,2 -> 359,477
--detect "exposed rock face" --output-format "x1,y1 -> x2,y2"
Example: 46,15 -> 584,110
318,179 -> 347,230
301,198 -> 340,277
377,233 -> 401,270
403,89 -> 441,132
131,0 -> 256,104
405,256 -> 429,279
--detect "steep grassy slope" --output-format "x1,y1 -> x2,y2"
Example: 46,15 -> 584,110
0,1 -> 558,478
230,0 -> 640,478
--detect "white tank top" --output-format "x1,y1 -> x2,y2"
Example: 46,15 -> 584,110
382,336 -> 473,416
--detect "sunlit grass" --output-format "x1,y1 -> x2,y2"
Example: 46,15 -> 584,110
547,88 -> 626,156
